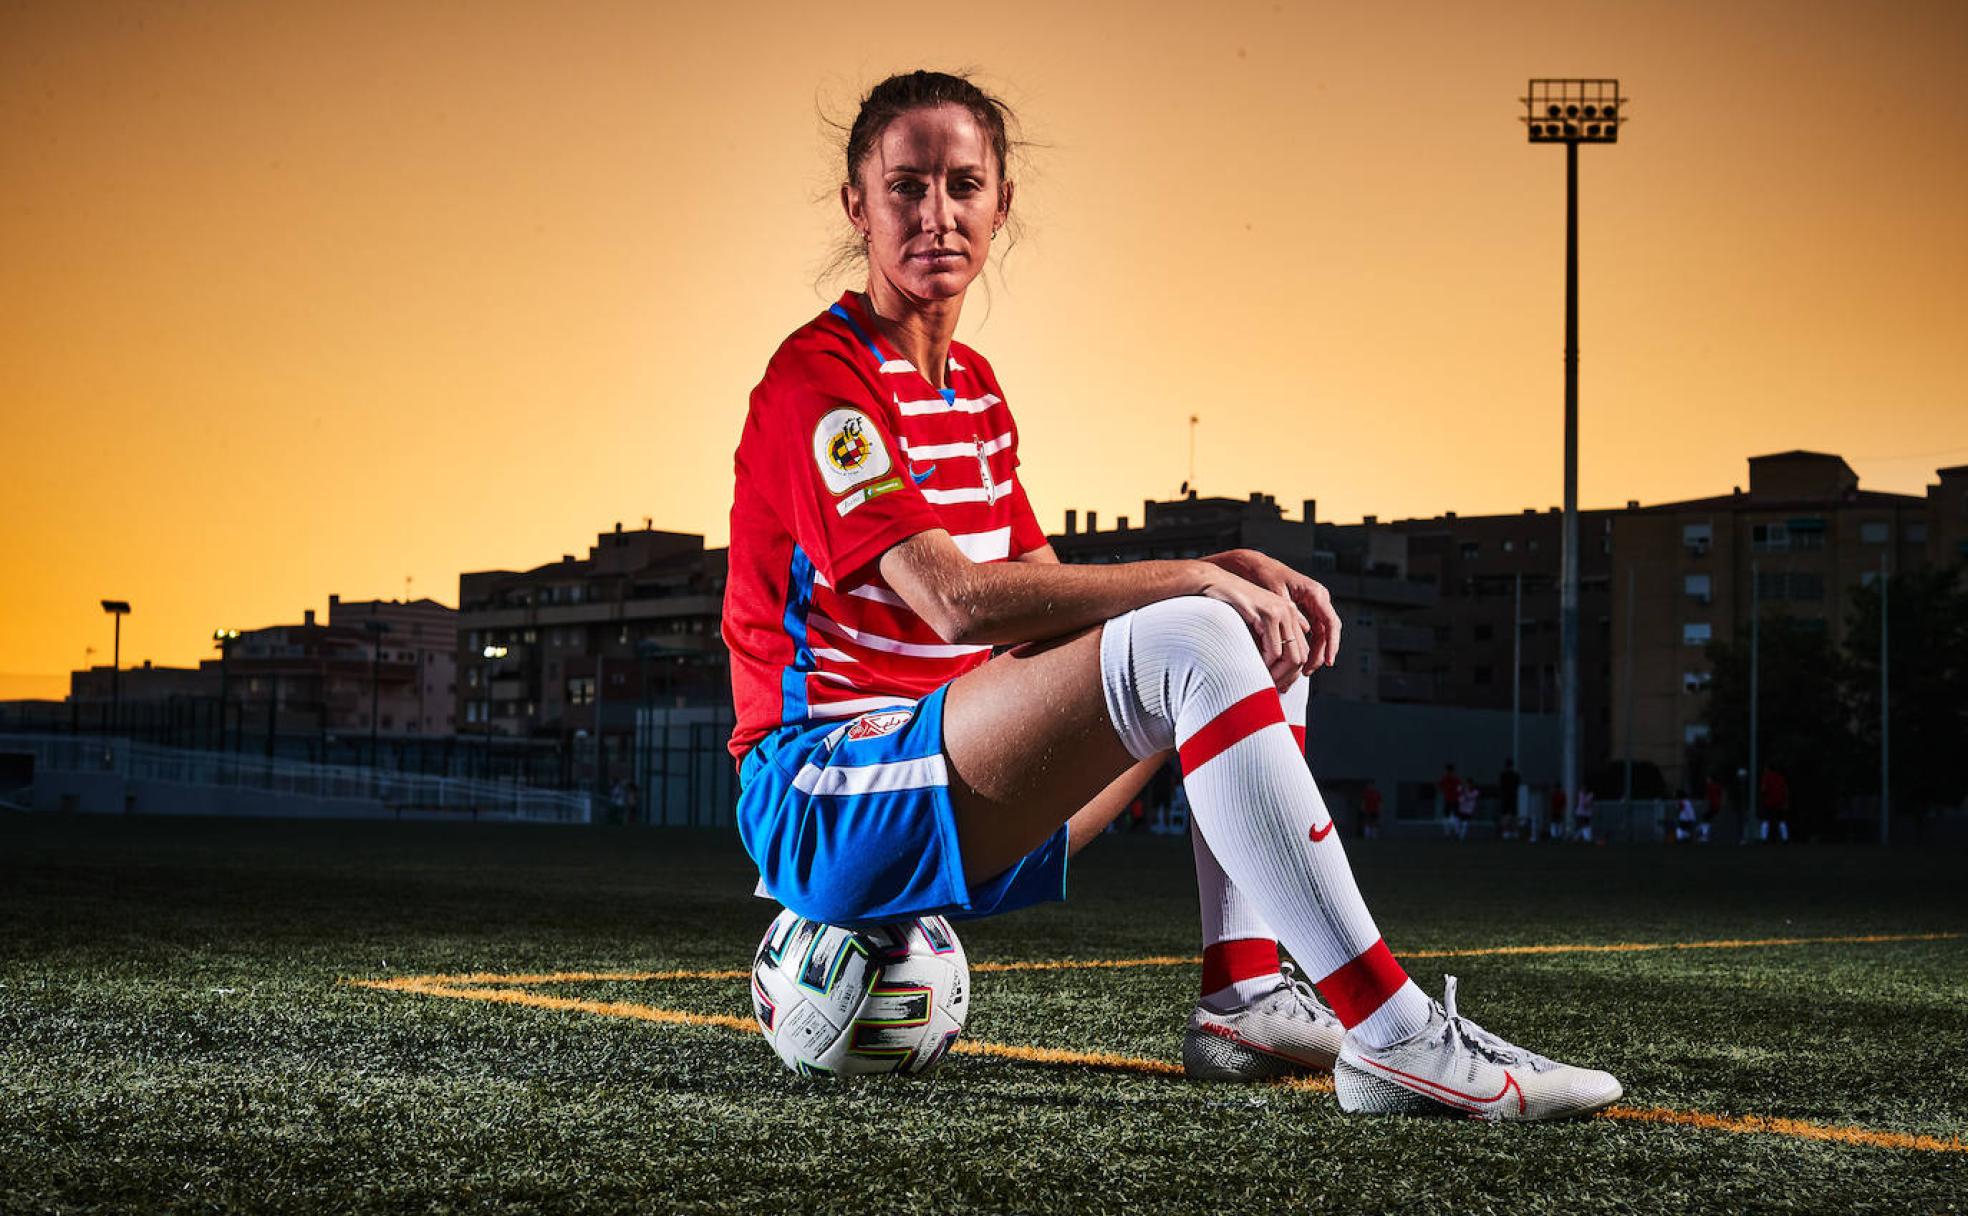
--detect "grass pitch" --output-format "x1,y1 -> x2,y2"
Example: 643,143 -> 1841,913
2,814 -> 1964,1214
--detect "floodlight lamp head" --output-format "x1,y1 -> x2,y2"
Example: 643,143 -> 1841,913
101,599 -> 131,614
1522,78 -> 1627,144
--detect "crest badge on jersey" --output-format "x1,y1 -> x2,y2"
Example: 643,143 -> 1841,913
846,709 -> 914,742
813,407 -> 894,495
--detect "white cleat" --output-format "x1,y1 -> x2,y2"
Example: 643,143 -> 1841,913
1335,976 -> 1623,1121
1183,961 -> 1344,1081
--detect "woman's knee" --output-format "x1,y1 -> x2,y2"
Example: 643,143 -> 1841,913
1126,594 -> 1246,651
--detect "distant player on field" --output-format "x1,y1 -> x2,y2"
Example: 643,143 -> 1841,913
721,69 -> 1622,1120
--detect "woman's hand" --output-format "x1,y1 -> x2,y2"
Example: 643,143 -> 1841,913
1200,549 -> 1342,677
1192,562 -> 1315,691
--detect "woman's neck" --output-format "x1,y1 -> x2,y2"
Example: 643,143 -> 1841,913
860,283 -> 963,390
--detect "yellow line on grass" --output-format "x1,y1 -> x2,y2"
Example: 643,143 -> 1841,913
347,929 -> 1966,1155
351,976 -> 1962,1153
375,932 -> 1959,989
1600,1105 -> 1967,1154
1402,931 -> 1963,960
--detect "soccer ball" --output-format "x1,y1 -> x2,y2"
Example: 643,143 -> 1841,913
750,909 -> 969,1077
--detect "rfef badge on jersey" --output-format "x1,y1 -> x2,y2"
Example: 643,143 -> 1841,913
813,408 -> 893,495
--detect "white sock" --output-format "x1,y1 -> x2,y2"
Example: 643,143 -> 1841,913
1191,676 -> 1309,1007
1192,825 -> 1281,1007
1102,598 -> 1431,1047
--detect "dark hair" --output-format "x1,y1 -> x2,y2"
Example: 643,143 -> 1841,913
844,70 -> 1014,190
816,70 -> 1029,293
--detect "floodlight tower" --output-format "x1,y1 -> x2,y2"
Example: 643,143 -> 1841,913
100,600 -> 131,730
1521,79 -> 1625,821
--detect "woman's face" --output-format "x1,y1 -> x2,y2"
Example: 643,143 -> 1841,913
842,103 -> 1012,305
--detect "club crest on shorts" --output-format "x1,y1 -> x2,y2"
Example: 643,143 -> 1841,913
813,407 -> 894,495
846,709 -> 913,741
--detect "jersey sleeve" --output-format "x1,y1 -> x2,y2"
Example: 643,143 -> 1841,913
755,349 -> 946,586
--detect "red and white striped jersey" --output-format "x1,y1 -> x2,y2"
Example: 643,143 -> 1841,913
723,290 -> 1049,761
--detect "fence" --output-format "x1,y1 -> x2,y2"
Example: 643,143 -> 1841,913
631,707 -> 739,827
0,733 -> 592,823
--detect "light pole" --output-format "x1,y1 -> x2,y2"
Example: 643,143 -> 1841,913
100,600 -> 131,733
213,628 -> 239,753
1521,78 -> 1626,825
362,619 -> 391,768
481,642 -> 507,781
1748,558 -> 1760,841
1878,554 -> 1890,845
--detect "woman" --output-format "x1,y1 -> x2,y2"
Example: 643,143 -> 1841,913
722,70 -> 1621,1120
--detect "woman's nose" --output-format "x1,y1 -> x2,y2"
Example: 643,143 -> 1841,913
921,185 -> 956,232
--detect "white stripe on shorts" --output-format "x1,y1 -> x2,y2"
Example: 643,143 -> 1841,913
792,753 -> 949,797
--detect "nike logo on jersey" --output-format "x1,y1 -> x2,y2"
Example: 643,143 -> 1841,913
1309,820 -> 1335,842
909,463 -> 935,484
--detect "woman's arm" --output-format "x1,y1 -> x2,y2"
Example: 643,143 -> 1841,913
877,529 -> 1322,687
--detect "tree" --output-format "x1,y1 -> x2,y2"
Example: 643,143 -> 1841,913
1701,613 -> 1858,839
1842,564 -> 1968,823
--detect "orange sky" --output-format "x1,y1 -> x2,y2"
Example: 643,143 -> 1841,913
4,0 -> 1965,700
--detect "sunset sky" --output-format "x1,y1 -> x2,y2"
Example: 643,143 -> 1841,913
3,0 -> 1965,699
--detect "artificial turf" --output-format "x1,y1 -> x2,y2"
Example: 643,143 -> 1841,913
2,813 -> 1963,1214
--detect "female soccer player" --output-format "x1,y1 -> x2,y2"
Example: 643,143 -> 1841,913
722,70 -> 1622,1119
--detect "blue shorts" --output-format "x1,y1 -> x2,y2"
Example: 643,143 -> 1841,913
736,685 -> 1070,928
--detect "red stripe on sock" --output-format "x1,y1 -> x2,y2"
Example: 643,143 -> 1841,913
1200,938 -> 1281,994
1316,939 -> 1411,1028
1178,689 -> 1287,774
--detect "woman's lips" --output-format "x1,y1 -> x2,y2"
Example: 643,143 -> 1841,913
912,250 -> 963,262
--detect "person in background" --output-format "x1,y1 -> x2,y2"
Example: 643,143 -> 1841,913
1546,785 -> 1568,842
1573,788 -> 1595,843
1498,759 -> 1522,842
1453,779 -> 1478,841
1702,775 -> 1723,844
1436,763 -> 1461,839
1759,764 -> 1791,844
1359,779 -> 1382,841
1674,788 -> 1697,843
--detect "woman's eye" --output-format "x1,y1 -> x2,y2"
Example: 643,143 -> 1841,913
890,180 -> 925,197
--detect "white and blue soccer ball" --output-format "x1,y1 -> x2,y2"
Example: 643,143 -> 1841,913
750,909 -> 970,1077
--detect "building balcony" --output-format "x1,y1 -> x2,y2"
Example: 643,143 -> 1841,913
1378,625 -> 1435,655
1377,672 -> 1436,703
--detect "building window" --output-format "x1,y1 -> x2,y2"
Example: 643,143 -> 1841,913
1682,670 -> 1712,693
1860,521 -> 1889,545
466,669 -> 480,689
1757,571 -> 1826,602
568,677 -> 594,705
467,630 -> 480,651
1501,539 -> 1515,553
1359,651 -> 1372,673
1684,724 -> 1711,744
1528,539 -> 1540,553
522,628 -> 538,643
1459,541 -> 1480,560
1356,613 -> 1375,628
1684,573 -> 1712,604
1682,523 -> 1712,555
1683,622 -> 1712,647
1750,523 -> 1789,552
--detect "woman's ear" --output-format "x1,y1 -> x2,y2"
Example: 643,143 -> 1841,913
998,179 -> 1015,227
840,181 -> 866,237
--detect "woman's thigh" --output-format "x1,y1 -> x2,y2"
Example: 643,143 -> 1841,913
940,623 -> 1138,879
